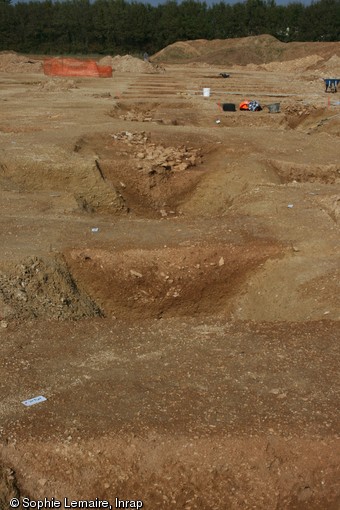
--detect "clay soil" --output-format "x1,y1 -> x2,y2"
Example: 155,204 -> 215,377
0,38 -> 340,510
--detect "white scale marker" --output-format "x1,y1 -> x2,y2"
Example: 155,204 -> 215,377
22,395 -> 47,407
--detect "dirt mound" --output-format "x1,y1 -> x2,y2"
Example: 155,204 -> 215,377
152,35 -> 340,66
152,34 -> 284,65
0,465 -> 19,510
0,51 -> 42,73
261,54 -> 324,73
98,55 -> 164,74
38,78 -> 78,92
0,256 -> 102,321
318,54 -> 340,76
153,40 -> 202,61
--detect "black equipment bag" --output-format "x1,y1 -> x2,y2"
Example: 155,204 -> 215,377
222,103 -> 236,112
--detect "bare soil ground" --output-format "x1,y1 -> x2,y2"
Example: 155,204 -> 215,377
0,38 -> 339,510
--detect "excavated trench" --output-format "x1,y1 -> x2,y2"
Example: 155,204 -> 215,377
65,242 -> 282,320
109,99 -> 290,129
1,435 -> 340,510
282,105 -> 340,138
1,84 -> 339,509
73,130 -> 209,217
0,155 -> 125,216
267,159 -> 340,184
109,100 -> 201,127
0,241 -> 282,322
0,130 -> 214,219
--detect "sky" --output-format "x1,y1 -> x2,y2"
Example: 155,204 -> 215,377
11,0 -> 314,4
142,0 -> 313,3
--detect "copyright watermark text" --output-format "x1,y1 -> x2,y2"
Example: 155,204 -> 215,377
10,498 -> 143,509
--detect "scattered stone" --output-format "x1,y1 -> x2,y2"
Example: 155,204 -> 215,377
218,257 -> 225,267
130,270 -> 143,278
174,162 -> 189,172
110,131 -> 202,176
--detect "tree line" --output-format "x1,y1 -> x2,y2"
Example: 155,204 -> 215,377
0,0 -> 339,56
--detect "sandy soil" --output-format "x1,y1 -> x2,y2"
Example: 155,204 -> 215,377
0,40 -> 339,510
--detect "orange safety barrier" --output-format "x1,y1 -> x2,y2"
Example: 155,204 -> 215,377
43,58 -> 112,78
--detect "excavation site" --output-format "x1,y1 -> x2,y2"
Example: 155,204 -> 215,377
0,36 -> 339,510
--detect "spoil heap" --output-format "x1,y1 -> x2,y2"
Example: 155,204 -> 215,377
99,55 -> 164,73
0,51 -> 42,73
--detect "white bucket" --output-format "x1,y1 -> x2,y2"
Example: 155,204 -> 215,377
203,88 -> 211,98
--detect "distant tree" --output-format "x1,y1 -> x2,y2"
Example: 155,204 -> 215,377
12,2 -> 30,50
0,0 -> 338,55
107,0 -> 132,52
122,2 -> 153,51
244,0 -> 271,36
207,2 -> 233,39
282,2 -> 305,41
0,0 -> 15,49
176,0 -> 209,41
153,1 -> 182,48
69,0 -> 92,52
227,2 -> 248,38
302,0 -> 340,41
265,1 -> 287,38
